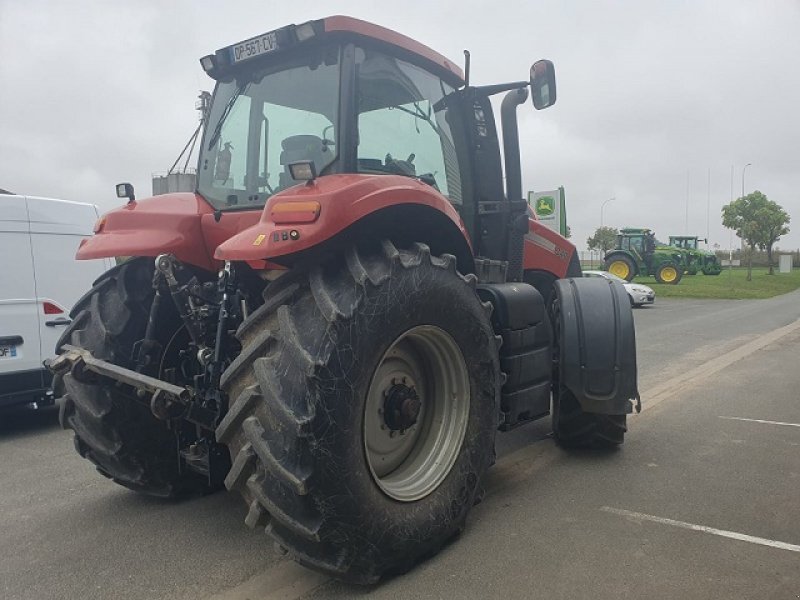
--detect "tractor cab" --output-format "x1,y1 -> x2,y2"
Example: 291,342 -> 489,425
197,16 -> 557,276
669,236 -> 700,250
196,19 -> 467,212
615,227 -> 655,261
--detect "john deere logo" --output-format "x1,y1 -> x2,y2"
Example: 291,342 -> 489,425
536,195 -> 555,217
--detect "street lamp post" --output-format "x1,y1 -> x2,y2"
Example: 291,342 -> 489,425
740,163 -> 752,257
741,163 -> 751,200
600,196 -> 615,227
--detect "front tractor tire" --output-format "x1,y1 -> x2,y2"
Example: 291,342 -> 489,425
655,262 -> 683,285
217,241 -> 499,583
56,259 -> 212,498
604,254 -> 636,282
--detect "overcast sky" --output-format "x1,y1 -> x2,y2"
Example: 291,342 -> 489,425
2,0 -> 799,251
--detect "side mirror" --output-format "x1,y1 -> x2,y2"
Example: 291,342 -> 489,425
530,60 -> 556,110
116,182 -> 135,204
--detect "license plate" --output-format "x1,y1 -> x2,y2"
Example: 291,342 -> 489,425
230,32 -> 278,64
0,345 -> 17,359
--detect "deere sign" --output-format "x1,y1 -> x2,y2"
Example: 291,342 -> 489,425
528,187 -> 567,236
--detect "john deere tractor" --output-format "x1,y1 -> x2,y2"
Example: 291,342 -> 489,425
47,16 -> 639,583
669,236 -> 722,275
604,227 -> 685,284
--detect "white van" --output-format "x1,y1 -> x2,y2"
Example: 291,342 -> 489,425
0,194 -> 113,410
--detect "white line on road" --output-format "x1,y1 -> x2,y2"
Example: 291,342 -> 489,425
600,506 -> 800,553
719,416 -> 800,428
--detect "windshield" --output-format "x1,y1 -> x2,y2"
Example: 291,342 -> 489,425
198,46 -> 340,210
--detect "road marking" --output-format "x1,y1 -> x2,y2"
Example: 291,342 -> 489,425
207,559 -> 329,600
637,318 -> 800,413
600,506 -> 800,553
719,416 -> 800,428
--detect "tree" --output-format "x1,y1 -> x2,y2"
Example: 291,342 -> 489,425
722,191 -> 790,279
586,226 -> 619,254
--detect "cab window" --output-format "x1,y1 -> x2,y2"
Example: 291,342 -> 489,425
355,47 -> 462,205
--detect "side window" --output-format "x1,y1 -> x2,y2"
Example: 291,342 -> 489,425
356,48 -> 462,205
211,95 -> 251,190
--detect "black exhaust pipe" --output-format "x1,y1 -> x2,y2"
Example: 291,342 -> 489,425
501,86 -> 529,281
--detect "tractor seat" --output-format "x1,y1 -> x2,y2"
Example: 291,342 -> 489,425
278,135 -> 328,188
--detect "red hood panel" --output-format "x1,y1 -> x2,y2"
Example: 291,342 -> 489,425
77,192 -> 262,271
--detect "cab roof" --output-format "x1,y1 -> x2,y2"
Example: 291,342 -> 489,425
204,15 -> 465,88
323,16 -> 464,85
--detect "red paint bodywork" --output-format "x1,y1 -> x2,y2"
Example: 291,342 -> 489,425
522,219 -> 575,279
77,182 -> 574,280
215,174 -> 469,262
76,193 -> 264,272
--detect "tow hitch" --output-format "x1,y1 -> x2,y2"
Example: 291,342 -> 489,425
48,344 -> 220,427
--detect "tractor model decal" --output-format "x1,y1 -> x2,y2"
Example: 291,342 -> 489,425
526,231 -> 568,261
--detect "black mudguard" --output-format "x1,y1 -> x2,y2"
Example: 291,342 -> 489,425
554,277 -> 639,415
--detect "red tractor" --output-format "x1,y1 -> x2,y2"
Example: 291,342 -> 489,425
50,16 -> 639,583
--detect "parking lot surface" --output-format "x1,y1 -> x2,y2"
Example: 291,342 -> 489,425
2,292 -> 799,599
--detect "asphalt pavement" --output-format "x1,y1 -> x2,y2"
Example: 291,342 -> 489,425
2,290 -> 799,599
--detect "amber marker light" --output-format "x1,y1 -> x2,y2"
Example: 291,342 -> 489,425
271,201 -> 321,224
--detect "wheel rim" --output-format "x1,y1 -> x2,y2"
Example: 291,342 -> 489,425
364,325 -> 470,502
661,266 -> 678,282
608,260 -> 630,279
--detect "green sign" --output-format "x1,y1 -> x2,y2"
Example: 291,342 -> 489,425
528,187 -> 567,237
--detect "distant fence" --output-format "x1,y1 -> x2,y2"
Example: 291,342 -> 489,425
578,251 -> 605,269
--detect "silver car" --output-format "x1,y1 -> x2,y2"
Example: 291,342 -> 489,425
582,270 -> 656,307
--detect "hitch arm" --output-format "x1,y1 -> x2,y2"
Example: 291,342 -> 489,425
48,344 -> 193,405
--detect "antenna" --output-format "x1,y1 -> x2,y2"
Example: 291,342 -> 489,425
168,91 -> 212,175
463,50 -> 471,87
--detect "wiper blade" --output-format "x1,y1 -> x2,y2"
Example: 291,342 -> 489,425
207,82 -> 249,150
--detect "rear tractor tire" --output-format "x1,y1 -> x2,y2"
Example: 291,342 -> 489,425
217,241 -> 500,583
654,262 -> 683,285
56,258 -> 213,498
550,294 -> 626,448
604,255 -> 636,282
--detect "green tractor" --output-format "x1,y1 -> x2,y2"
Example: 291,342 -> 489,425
604,227 -> 685,285
668,236 -> 722,275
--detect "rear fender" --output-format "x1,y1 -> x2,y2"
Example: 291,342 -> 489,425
273,203 -> 475,273
214,174 -> 470,265
555,277 -> 639,415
